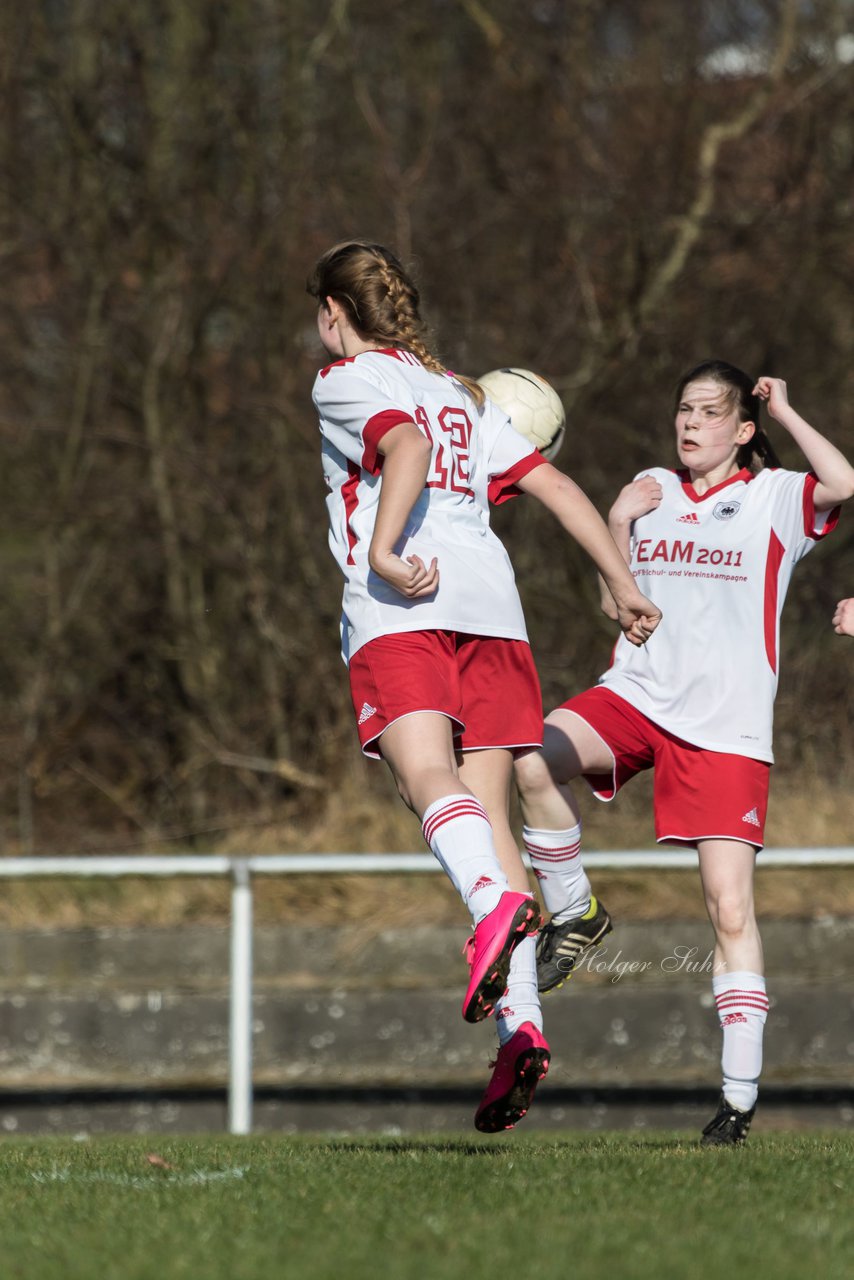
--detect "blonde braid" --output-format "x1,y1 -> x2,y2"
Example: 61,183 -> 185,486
308,240 -> 484,406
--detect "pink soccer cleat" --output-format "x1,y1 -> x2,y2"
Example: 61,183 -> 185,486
474,1022 -> 551,1133
461,891 -> 541,1024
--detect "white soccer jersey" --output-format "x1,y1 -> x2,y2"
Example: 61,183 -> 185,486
599,466 -> 839,762
313,347 -> 546,662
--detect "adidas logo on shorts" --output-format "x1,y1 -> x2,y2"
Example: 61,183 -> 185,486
742,807 -> 761,827
358,702 -> 377,725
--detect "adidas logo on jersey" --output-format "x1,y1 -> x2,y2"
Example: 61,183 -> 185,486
742,807 -> 761,827
677,512 -> 700,524
358,702 -> 377,725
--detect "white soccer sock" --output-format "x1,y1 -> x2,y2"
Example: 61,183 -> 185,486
494,936 -> 542,1045
712,970 -> 769,1112
421,794 -> 509,924
523,822 -> 591,922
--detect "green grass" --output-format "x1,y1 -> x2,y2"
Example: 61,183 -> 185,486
0,1132 -> 850,1280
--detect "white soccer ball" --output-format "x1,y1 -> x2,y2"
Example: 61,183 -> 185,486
478,367 -> 566,461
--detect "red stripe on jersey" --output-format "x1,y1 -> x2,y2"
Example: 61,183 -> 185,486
319,354 -> 359,378
802,471 -> 840,540
677,467 -> 752,503
319,349 -> 413,378
383,348 -> 421,366
488,451 -> 548,506
362,410 -> 416,475
763,529 -> 785,674
342,461 -> 360,566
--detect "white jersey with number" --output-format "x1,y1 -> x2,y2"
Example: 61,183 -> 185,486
313,347 -> 546,663
598,466 -> 839,762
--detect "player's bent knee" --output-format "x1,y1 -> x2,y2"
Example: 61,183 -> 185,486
383,762 -> 418,811
513,747 -> 558,800
392,777 -> 415,810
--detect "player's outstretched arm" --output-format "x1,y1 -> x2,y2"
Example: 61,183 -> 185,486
832,598 -> 854,638
369,422 -> 439,598
517,463 -> 661,646
754,377 -> 854,512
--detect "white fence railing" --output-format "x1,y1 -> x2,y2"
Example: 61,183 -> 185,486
1,847 -> 852,1134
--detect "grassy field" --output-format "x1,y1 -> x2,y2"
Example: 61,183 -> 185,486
1,1132 -> 850,1280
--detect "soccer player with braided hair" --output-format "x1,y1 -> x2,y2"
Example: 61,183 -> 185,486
308,238 -> 660,1133
513,360 -> 854,1145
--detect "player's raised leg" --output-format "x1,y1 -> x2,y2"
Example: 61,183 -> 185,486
381,715 -> 539,1024
515,711 -> 615,993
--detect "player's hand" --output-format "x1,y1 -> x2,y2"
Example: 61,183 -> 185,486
609,475 -> 663,528
616,593 -> 662,647
371,551 -> 439,598
832,598 -> 854,638
753,376 -> 789,421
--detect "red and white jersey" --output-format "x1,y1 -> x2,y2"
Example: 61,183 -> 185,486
313,347 -> 546,662
599,466 -> 839,762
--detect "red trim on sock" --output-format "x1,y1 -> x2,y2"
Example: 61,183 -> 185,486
422,798 -> 490,846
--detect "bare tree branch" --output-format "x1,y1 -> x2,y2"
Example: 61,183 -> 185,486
634,0 -> 799,328
189,724 -> 325,792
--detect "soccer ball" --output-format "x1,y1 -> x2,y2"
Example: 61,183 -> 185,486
478,367 -> 566,461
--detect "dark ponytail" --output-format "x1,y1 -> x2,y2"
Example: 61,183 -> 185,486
740,427 -> 781,471
675,360 -> 781,472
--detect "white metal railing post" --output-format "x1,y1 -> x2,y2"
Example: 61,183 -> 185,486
228,858 -> 253,1135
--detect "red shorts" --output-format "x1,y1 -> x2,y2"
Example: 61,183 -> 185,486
348,630 -> 544,759
557,687 -> 771,850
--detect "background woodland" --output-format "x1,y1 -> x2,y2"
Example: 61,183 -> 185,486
1,0 -> 852,858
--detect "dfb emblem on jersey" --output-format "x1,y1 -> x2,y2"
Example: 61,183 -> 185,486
713,500 -> 741,521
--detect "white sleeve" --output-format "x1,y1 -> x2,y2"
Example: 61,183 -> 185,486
312,364 -> 417,475
478,397 -> 545,504
765,469 -> 840,564
478,397 -> 538,473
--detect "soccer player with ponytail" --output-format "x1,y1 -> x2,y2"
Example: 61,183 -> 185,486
307,239 -> 660,1133
513,360 -> 854,1144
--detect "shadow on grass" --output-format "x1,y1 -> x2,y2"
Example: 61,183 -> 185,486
323,1139 -> 508,1156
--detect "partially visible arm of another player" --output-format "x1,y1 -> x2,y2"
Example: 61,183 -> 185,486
597,474 -> 664,619
369,422 -> 439,598
833,599 -> 854,637
755,377 -> 854,512
517,463 -> 662,646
